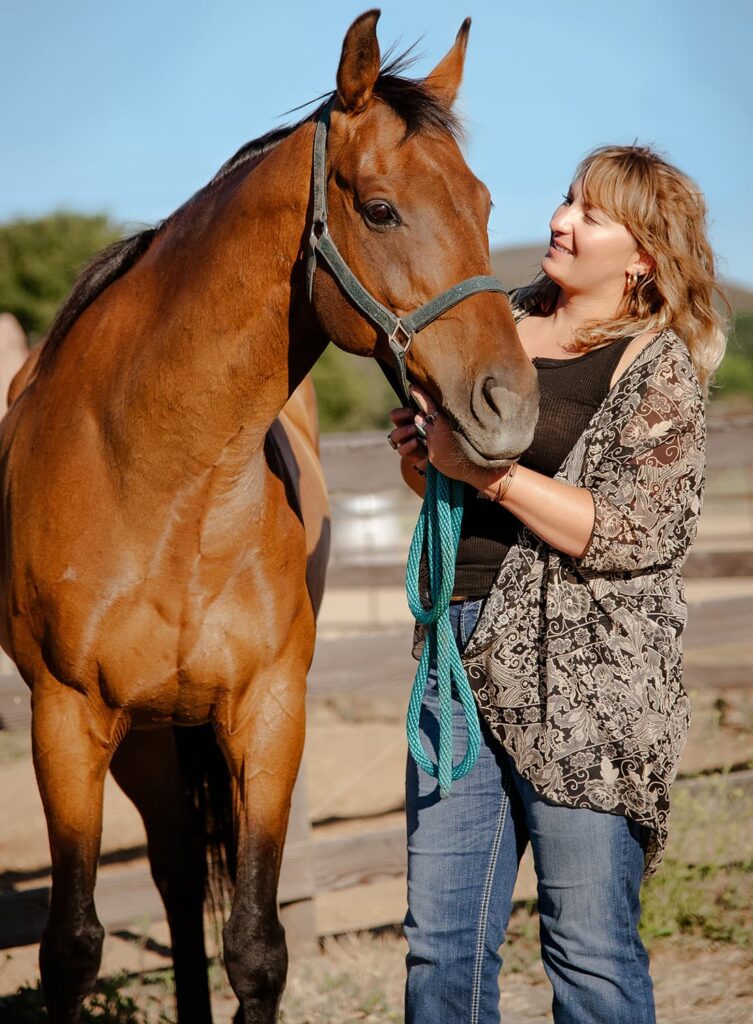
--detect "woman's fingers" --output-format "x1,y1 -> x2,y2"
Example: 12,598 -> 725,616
388,423 -> 421,449
397,437 -> 423,456
390,406 -> 415,427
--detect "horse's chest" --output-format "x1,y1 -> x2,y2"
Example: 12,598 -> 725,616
37,557 -> 307,723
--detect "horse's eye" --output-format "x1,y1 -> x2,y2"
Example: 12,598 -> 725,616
364,200 -> 399,226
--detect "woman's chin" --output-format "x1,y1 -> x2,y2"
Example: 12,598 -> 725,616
540,255 -> 565,285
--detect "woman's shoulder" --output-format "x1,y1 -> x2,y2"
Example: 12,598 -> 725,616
607,327 -> 706,440
633,326 -> 703,397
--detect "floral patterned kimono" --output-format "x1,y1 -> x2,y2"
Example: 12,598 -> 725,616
422,310 -> 706,878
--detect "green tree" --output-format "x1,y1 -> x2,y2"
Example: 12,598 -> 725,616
712,313 -> 753,403
0,212 -> 122,342
310,344 -> 397,433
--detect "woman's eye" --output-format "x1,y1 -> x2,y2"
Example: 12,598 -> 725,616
364,200 -> 399,225
561,193 -> 572,205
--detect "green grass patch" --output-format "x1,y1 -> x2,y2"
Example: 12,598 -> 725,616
640,857 -> 753,946
0,973 -> 158,1023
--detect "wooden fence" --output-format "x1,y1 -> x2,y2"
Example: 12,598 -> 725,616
1,414 -> 752,951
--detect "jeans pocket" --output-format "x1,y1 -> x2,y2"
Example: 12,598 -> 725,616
458,598 -> 486,652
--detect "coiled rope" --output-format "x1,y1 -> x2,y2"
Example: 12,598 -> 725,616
405,464 -> 481,797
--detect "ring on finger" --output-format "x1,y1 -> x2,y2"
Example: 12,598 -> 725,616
386,434 -> 399,450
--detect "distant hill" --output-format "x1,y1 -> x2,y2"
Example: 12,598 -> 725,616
490,244 -> 548,291
491,244 -> 753,314
724,284 -> 753,315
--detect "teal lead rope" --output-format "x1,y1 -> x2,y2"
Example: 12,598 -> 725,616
405,464 -> 482,797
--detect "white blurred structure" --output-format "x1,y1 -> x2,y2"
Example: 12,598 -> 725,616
0,313 -> 29,675
0,313 -> 30,417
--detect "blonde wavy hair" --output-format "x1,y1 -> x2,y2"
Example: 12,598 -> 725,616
515,144 -> 730,397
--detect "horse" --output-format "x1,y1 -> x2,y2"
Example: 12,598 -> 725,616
0,10 -> 538,1023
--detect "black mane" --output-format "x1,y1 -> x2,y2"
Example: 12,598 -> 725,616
38,48 -> 460,368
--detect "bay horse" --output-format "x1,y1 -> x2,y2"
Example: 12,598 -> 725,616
0,10 -> 537,1023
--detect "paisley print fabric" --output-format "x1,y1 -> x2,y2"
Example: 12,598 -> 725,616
414,295 -> 706,878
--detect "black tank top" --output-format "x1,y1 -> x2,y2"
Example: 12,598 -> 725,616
451,335 -> 635,598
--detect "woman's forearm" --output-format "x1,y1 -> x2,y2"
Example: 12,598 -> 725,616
474,465 -> 595,558
400,456 -> 427,498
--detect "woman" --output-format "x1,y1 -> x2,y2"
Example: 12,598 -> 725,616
387,144 -> 729,1024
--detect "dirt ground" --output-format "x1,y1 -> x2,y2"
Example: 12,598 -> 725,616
2,913 -> 751,1023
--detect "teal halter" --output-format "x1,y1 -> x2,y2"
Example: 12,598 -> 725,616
306,98 -> 504,795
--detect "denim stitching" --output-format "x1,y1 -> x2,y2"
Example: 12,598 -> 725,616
469,764 -> 510,1024
459,598 -> 483,653
458,602 -> 469,649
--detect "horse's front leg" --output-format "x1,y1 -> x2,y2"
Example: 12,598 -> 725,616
217,625 -> 312,1024
31,675 -> 126,1023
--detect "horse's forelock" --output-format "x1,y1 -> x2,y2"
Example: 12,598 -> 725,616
375,46 -> 463,143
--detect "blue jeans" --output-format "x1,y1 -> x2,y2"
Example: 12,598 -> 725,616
404,598 -> 656,1024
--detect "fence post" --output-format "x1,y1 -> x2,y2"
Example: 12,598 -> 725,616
279,753 -> 317,952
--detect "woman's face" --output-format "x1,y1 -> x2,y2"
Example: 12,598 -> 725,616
542,177 -> 644,295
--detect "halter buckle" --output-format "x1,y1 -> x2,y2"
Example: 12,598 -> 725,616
307,221 -> 328,301
387,321 -> 413,356
308,220 -> 328,260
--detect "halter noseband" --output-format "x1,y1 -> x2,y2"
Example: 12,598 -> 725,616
306,98 -> 508,406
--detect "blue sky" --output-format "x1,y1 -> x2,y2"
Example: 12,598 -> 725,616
2,0 -> 752,285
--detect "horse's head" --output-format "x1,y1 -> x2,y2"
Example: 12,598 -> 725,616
309,10 -> 538,466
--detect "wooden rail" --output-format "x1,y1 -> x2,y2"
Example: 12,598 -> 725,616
4,769 -> 752,949
320,414 -> 753,488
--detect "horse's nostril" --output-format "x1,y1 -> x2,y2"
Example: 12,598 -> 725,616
482,376 -> 505,418
476,375 -> 515,423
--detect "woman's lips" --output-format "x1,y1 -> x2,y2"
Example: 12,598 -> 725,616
547,239 -> 573,256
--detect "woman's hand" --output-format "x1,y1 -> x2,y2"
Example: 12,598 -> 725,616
406,388 -> 597,558
387,406 -> 428,497
409,385 -> 492,489
387,406 -> 429,474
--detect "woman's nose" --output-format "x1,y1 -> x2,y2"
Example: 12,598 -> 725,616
550,204 -> 572,233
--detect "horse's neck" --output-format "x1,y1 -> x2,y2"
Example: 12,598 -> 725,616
79,127 -> 326,495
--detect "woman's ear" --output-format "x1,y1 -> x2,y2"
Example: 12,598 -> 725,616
631,251 -> 655,277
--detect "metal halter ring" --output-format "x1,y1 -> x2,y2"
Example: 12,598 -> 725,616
387,321 -> 414,355
423,411 -> 440,427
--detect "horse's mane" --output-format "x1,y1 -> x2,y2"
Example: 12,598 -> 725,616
37,49 -> 461,370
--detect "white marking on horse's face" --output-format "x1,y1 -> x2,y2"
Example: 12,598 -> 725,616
61,565 -> 78,581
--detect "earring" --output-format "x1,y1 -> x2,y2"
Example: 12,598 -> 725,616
627,271 -> 639,289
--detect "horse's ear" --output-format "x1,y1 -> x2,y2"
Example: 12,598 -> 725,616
336,9 -> 382,113
424,17 -> 471,107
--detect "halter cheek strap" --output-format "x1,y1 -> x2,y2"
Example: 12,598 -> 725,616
306,99 -> 507,406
